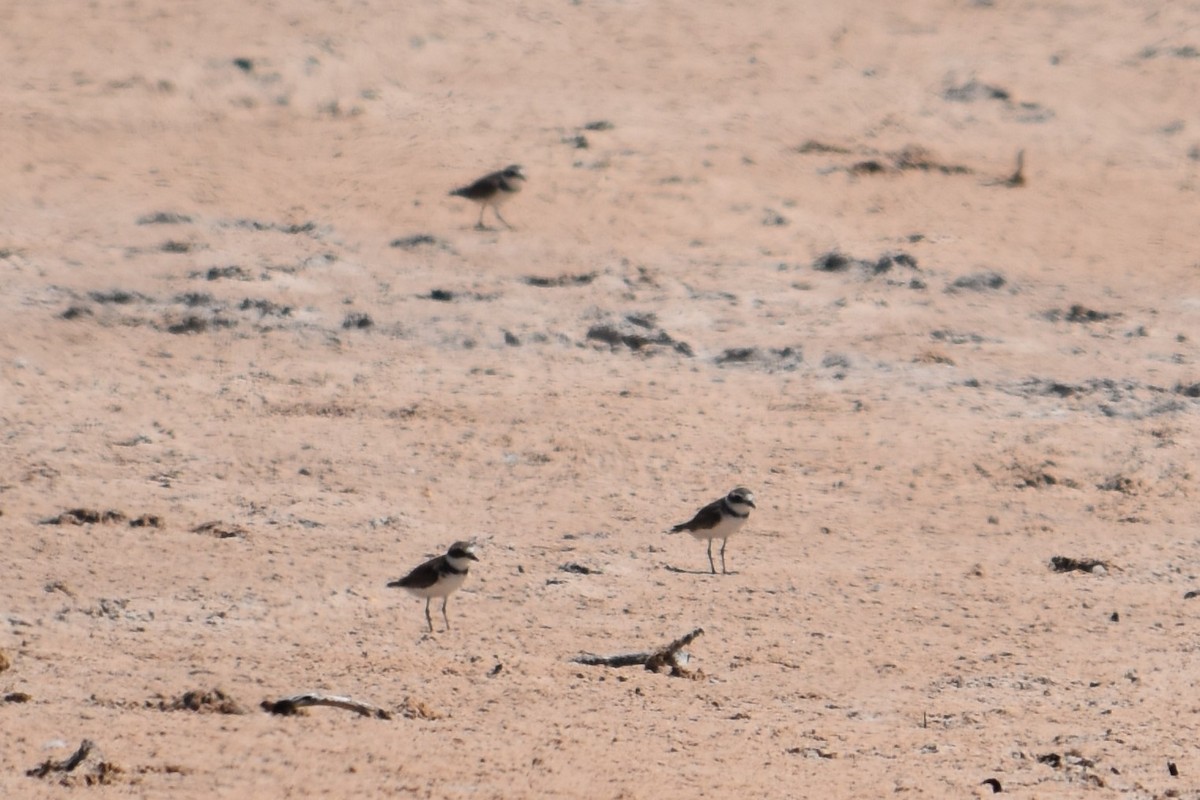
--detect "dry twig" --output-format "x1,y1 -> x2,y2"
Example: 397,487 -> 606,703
986,148 -> 1026,187
261,692 -> 392,719
573,627 -> 705,677
27,738 -> 123,785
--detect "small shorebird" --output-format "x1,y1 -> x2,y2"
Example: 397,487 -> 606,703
669,487 -> 756,574
449,165 -> 526,230
387,541 -> 479,631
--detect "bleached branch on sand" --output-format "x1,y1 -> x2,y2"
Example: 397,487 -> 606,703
261,693 -> 392,719
26,738 -> 122,784
572,627 -> 705,677
27,739 -> 95,777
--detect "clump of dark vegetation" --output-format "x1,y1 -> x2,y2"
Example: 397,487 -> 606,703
1138,45 -> 1200,60
586,313 -> 693,356
889,145 -> 972,174
41,508 -> 127,525
239,298 -> 292,317
390,234 -> 444,249
342,312 -> 373,329
41,508 -> 165,527
196,265 -> 252,281
1097,474 -> 1140,495
812,252 -> 857,272
421,288 -> 497,302
947,271 -> 1006,292
1042,304 -> 1117,323
226,219 -> 317,235
88,289 -> 148,305
762,208 -> 789,226
942,78 -> 1054,123
812,250 -> 918,274
60,306 -> 92,320
175,292 -> 215,307
811,250 -> 923,287
136,212 -> 192,225
523,272 -> 597,287
794,140 -> 852,154
931,329 -> 984,345
943,79 -> 1010,103
166,315 -> 235,334
714,346 -> 804,372
1005,377 -> 1192,419
840,145 -> 972,176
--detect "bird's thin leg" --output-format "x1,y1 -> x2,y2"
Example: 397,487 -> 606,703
423,598 -> 433,632
720,538 -> 729,575
706,539 -> 716,574
442,597 -> 451,631
475,206 -> 487,230
493,207 -> 513,230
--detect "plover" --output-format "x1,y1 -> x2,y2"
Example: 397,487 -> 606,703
387,541 -> 479,632
669,487 -> 756,574
449,165 -> 526,230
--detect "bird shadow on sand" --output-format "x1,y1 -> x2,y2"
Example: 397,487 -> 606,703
663,564 -> 738,576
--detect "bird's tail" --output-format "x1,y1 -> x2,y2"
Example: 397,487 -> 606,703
385,578 -> 404,588
448,188 -> 466,198
668,523 -> 687,533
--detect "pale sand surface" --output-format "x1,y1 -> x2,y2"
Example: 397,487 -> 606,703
3,1 -> 1200,797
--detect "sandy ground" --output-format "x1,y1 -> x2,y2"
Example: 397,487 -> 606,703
3,0 -> 1200,797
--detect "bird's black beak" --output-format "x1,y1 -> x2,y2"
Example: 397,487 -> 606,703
467,552 -> 480,561
746,500 -> 757,508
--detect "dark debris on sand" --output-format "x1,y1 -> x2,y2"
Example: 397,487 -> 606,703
812,250 -> 924,288
154,688 -> 246,714
714,346 -> 804,372
586,313 -> 693,356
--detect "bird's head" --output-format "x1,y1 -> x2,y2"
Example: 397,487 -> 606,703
446,541 -> 480,569
727,487 -> 756,510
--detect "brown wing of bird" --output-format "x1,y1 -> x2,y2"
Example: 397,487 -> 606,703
387,556 -> 444,589
670,500 -> 724,533
449,173 -> 501,201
